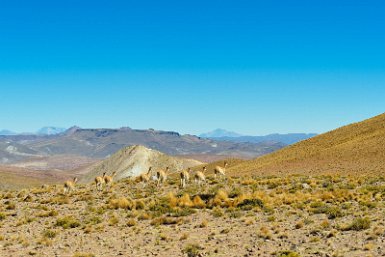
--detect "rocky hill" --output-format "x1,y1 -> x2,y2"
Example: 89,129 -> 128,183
82,145 -> 202,182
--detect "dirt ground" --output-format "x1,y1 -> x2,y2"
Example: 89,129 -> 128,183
0,174 -> 384,257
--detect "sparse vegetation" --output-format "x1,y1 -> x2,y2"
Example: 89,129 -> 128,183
343,217 -> 371,231
55,216 -> 81,229
0,170 -> 383,256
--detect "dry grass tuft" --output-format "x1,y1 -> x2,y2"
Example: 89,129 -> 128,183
109,197 -> 135,210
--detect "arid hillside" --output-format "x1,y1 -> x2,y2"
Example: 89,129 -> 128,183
0,166 -> 73,190
82,145 -> 202,183
229,112 -> 385,176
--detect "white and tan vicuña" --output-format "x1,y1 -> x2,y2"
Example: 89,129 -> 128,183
214,161 -> 228,178
64,177 -> 78,194
194,166 -> 206,186
180,168 -> 191,188
95,172 -> 106,191
137,167 -> 153,187
157,167 -> 169,186
104,171 -> 117,189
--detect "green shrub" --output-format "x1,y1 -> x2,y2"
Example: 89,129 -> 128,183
55,216 -> 81,229
237,198 -> 264,209
345,217 -> 371,231
42,229 -> 57,239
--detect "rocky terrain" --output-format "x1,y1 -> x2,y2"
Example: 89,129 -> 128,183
0,169 -> 384,256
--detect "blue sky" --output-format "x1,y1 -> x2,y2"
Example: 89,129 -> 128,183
0,0 -> 384,135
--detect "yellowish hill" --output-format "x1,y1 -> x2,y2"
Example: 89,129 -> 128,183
82,145 -> 202,182
229,112 -> 385,176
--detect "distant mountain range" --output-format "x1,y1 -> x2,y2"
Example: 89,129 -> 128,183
200,129 -> 317,145
0,126 -> 285,164
36,127 -> 67,135
0,130 -> 17,136
199,129 -> 243,138
0,127 -> 66,136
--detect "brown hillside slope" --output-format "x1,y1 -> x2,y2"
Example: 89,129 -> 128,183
0,165 -> 72,190
229,112 -> 385,176
82,145 -> 202,182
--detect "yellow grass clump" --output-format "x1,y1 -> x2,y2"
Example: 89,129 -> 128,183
193,195 -> 206,208
109,197 -> 135,210
178,193 -> 194,208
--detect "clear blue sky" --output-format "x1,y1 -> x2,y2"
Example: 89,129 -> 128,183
0,0 -> 384,135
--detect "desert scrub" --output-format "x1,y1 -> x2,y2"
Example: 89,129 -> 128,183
192,195 -> 206,208
359,200 -> 377,209
311,203 -> 343,219
167,193 -> 178,208
211,189 -> 230,207
228,187 -> 242,198
108,214 -> 119,226
86,215 -> 103,225
237,198 -> 264,210
211,206 -> 224,217
3,192 -> 15,199
320,220 -> 330,229
42,229 -> 57,239
16,216 -> 35,226
180,233 -> 189,240
43,196 -> 70,205
343,217 -> 371,231
295,221 -> 304,229
258,226 -> 272,240
148,199 -> 174,217
5,201 -> 16,210
138,212 -> 151,220
182,243 -> 203,257
135,199 -> 146,210
126,218 -> 137,227
37,209 -> 58,217
0,212 -> 6,221
227,207 -> 243,219
55,216 -> 81,229
178,193 -> 194,208
109,197 -> 135,210
170,207 -> 196,217
150,216 -> 183,226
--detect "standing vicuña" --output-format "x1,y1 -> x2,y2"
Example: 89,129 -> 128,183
214,161 -> 228,178
157,167 -> 169,186
64,177 -> 78,194
95,172 -> 106,191
180,168 -> 191,188
104,171 -> 117,189
195,166 -> 206,186
137,167 -> 153,187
